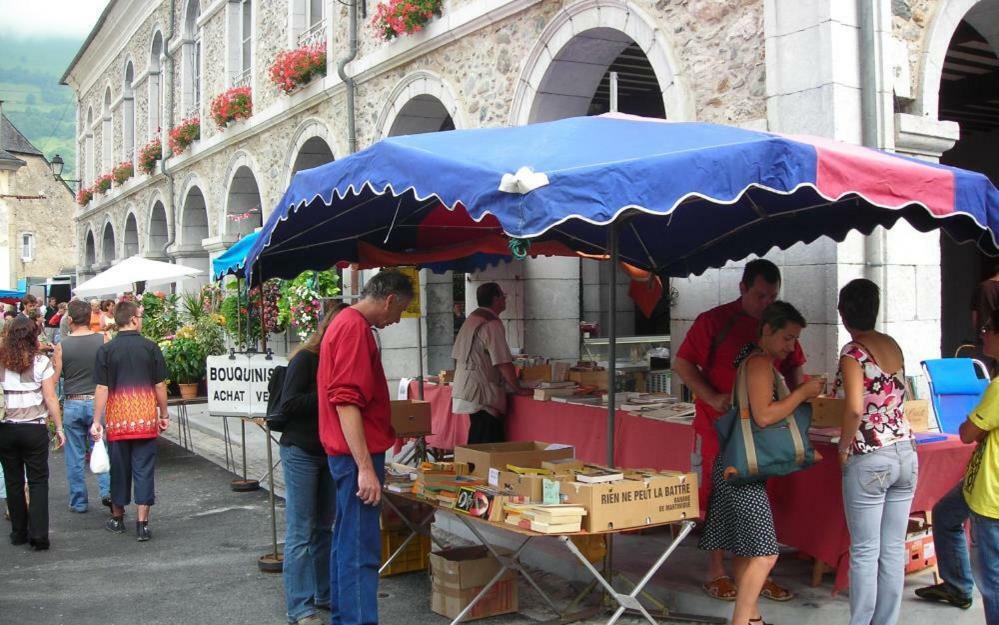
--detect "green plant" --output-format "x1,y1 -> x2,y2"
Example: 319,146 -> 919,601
193,316 -> 226,357
278,269 -> 340,340
160,335 -> 206,384
140,291 -> 181,343
180,291 -> 207,324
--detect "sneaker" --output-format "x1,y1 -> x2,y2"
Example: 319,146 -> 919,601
136,521 -> 151,542
293,615 -> 324,625
101,496 -> 113,513
105,516 -> 125,534
915,582 -> 973,609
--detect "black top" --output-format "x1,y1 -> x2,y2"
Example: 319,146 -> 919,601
279,349 -> 323,456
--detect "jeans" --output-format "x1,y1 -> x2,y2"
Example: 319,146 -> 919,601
931,481 -> 974,598
109,438 -> 157,506
63,399 -> 111,511
970,512 -> 999,625
843,440 -> 918,625
328,453 -> 385,625
0,422 -> 51,546
282,444 -> 335,623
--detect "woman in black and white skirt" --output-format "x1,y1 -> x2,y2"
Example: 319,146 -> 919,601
699,302 -> 823,625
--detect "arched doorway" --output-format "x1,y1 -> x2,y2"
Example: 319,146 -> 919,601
84,230 -> 96,268
387,95 -> 455,136
224,166 -> 262,239
937,5 -> 999,357
177,186 -> 210,292
290,135 -> 334,176
148,201 -> 168,257
124,213 -> 139,257
101,222 -> 116,266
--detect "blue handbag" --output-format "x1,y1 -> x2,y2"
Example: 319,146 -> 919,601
715,359 -> 817,484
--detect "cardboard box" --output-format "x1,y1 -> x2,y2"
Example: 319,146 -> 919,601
520,363 -> 552,383
560,472 -> 699,532
542,458 -> 585,474
905,530 -> 937,574
567,370 -> 646,392
429,546 -> 518,621
390,400 -> 432,437
807,397 -> 930,431
488,470 -> 571,503
454,441 -> 575,477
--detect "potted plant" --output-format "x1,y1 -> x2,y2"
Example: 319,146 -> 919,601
210,86 -> 253,129
168,117 -> 201,155
138,138 -> 162,175
371,0 -> 443,40
269,43 -> 327,94
277,269 -> 341,340
93,172 -> 113,195
112,161 -> 134,185
76,186 -> 93,206
161,329 -> 206,398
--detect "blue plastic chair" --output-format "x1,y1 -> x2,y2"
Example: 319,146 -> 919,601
921,358 -> 990,434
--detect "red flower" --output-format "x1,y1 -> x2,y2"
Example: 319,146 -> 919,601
76,186 -> 93,206
168,117 -> 201,155
269,43 -> 327,94
138,138 -> 162,175
371,0 -> 442,40
211,87 -> 253,129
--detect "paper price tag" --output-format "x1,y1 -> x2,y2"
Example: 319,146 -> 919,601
488,467 -> 500,487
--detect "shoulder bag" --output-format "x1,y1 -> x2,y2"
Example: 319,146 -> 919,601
715,358 -> 818,484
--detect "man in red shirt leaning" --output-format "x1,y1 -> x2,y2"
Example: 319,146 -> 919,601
318,270 -> 413,625
674,259 -> 805,603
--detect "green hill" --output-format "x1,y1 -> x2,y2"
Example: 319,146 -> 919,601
0,36 -> 82,181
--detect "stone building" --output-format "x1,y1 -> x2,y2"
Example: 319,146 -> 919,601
61,0 -> 999,385
0,110 -> 77,291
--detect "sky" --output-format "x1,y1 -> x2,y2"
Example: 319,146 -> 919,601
0,0 -> 108,39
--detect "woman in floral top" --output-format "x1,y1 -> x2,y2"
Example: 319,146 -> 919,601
835,278 -> 916,625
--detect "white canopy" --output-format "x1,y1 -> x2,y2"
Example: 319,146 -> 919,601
74,256 -> 203,298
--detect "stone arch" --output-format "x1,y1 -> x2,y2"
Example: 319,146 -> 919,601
122,59 -> 136,162
123,210 -> 140,257
375,71 -> 467,139
101,219 -> 116,264
147,198 -> 169,256
179,181 -> 210,247
84,229 -> 96,267
221,151 -> 264,238
285,118 -> 337,186
149,29 -> 164,138
102,85 -> 113,171
508,0 -> 693,125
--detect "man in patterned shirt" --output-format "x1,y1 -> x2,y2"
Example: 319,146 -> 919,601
91,301 -> 169,541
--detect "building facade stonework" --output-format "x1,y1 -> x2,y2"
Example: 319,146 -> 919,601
63,0 -> 998,384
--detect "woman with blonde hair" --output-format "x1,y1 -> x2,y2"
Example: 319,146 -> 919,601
279,302 -> 347,625
0,316 -> 65,550
88,299 -> 103,333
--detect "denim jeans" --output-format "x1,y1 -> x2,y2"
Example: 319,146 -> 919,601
843,440 -> 918,625
281,444 -> 335,623
328,453 -> 385,625
931,481 -> 974,598
63,399 -> 110,511
970,512 -> 999,625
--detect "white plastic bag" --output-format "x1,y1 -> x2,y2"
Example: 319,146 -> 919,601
90,438 -> 110,474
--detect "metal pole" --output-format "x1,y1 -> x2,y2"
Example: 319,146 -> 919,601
609,71 -> 619,114
241,419 -> 248,480
607,220 -> 618,465
257,262 -> 268,352
416,303 -> 425,400
266,424 -> 279,556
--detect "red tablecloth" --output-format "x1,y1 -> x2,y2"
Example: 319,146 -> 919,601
769,437 -> 974,593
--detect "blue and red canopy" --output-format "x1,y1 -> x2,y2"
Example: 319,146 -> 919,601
246,114 -> 999,281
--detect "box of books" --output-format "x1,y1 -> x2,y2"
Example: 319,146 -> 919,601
561,471 -> 698,532
429,546 -> 518,621
487,470 -> 572,503
454,441 -> 574,477
390,399 -> 432,437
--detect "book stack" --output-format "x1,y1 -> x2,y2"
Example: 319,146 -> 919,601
414,462 -> 483,508
385,463 -> 417,494
504,504 -> 588,533
573,465 -> 625,484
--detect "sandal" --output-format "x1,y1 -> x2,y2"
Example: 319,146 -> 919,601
702,575 -> 738,601
760,578 -> 794,602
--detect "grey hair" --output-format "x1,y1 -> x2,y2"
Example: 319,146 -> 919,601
361,270 -> 414,301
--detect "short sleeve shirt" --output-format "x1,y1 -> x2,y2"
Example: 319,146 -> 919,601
94,330 -> 167,441
452,309 -> 514,417
964,377 -> 999,519
676,299 -> 806,434
1,355 -> 55,423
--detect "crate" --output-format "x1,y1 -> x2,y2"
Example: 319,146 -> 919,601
380,527 -> 431,577
905,530 -> 937,575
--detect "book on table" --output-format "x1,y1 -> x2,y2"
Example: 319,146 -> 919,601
574,467 -> 624,484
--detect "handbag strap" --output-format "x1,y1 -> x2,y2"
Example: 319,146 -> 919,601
734,357 -> 807,475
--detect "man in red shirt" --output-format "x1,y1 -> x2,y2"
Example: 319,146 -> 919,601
674,259 -> 805,602
318,270 -> 413,625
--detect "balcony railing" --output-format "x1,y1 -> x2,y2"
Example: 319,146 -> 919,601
297,19 -> 326,48
232,67 -> 252,89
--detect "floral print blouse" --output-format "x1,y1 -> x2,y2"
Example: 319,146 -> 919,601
834,342 -> 912,455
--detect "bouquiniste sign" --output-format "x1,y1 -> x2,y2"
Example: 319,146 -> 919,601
207,353 -> 288,416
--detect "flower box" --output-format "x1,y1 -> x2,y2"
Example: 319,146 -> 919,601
372,0 -> 443,40
138,138 -> 162,175
211,86 -> 253,129
76,187 -> 93,207
168,117 -> 201,155
112,161 -> 134,185
93,172 -> 113,195
270,43 -> 327,94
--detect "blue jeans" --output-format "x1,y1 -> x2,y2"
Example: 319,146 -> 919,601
328,453 -> 385,625
843,440 -> 918,625
63,399 -> 110,511
931,482 -> 974,598
970,512 -> 999,625
282,444 -> 335,623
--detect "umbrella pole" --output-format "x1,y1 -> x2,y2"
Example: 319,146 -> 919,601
257,262 -> 268,353
416,305 -> 425,400
607,220 -> 618,466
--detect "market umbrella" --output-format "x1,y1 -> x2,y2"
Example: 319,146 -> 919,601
75,255 -> 204,298
0,289 -> 26,305
212,231 -> 260,280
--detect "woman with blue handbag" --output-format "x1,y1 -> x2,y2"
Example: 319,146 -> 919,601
835,279 -> 916,625
700,301 -> 823,625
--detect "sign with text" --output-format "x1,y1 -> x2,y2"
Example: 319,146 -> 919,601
207,353 -> 288,416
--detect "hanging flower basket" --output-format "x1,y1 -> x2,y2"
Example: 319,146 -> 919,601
76,186 -> 93,206
93,172 -> 114,195
371,0 -> 443,40
112,161 -> 134,185
211,86 -> 253,129
168,117 -> 201,155
269,43 -> 327,94
138,138 -> 162,175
